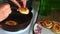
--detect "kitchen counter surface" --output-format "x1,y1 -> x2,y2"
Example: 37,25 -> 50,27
37,11 -> 60,22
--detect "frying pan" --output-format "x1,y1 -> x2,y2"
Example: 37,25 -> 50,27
0,0 -> 33,32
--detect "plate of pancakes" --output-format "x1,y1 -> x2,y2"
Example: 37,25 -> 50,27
34,19 -> 60,34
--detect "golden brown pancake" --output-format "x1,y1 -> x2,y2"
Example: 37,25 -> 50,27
52,23 -> 60,34
0,24 -> 2,28
5,20 -> 17,26
18,7 -> 29,14
41,19 -> 53,29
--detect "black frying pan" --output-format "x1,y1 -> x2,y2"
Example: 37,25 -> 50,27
0,0 -> 33,32
1,7 -> 33,32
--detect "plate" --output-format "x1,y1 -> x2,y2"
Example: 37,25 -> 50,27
34,22 -> 55,34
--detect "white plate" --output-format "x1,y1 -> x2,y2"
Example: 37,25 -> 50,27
41,26 -> 54,34
34,23 -> 55,34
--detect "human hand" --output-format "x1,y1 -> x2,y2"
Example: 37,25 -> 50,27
0,3 -> 12,22
10,0 -> 26,8
21,0 -> 26,8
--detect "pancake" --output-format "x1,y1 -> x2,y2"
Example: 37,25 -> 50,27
18,7 -> 29,14
5,20 -> 17,26
52,23 -> 60,34
0,24 -> 2,28
41,19 -> 53,29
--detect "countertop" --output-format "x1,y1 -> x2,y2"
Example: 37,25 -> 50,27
37,11 -> 60,22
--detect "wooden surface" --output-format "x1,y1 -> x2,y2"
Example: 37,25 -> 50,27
38,10 -> 60,22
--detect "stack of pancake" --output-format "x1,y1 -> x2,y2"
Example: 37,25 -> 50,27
40,19 -> 60,34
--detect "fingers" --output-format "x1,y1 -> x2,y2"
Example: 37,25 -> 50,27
10,0 -> 21,8
21,0 -> 26,8
10,0 -> 26,8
